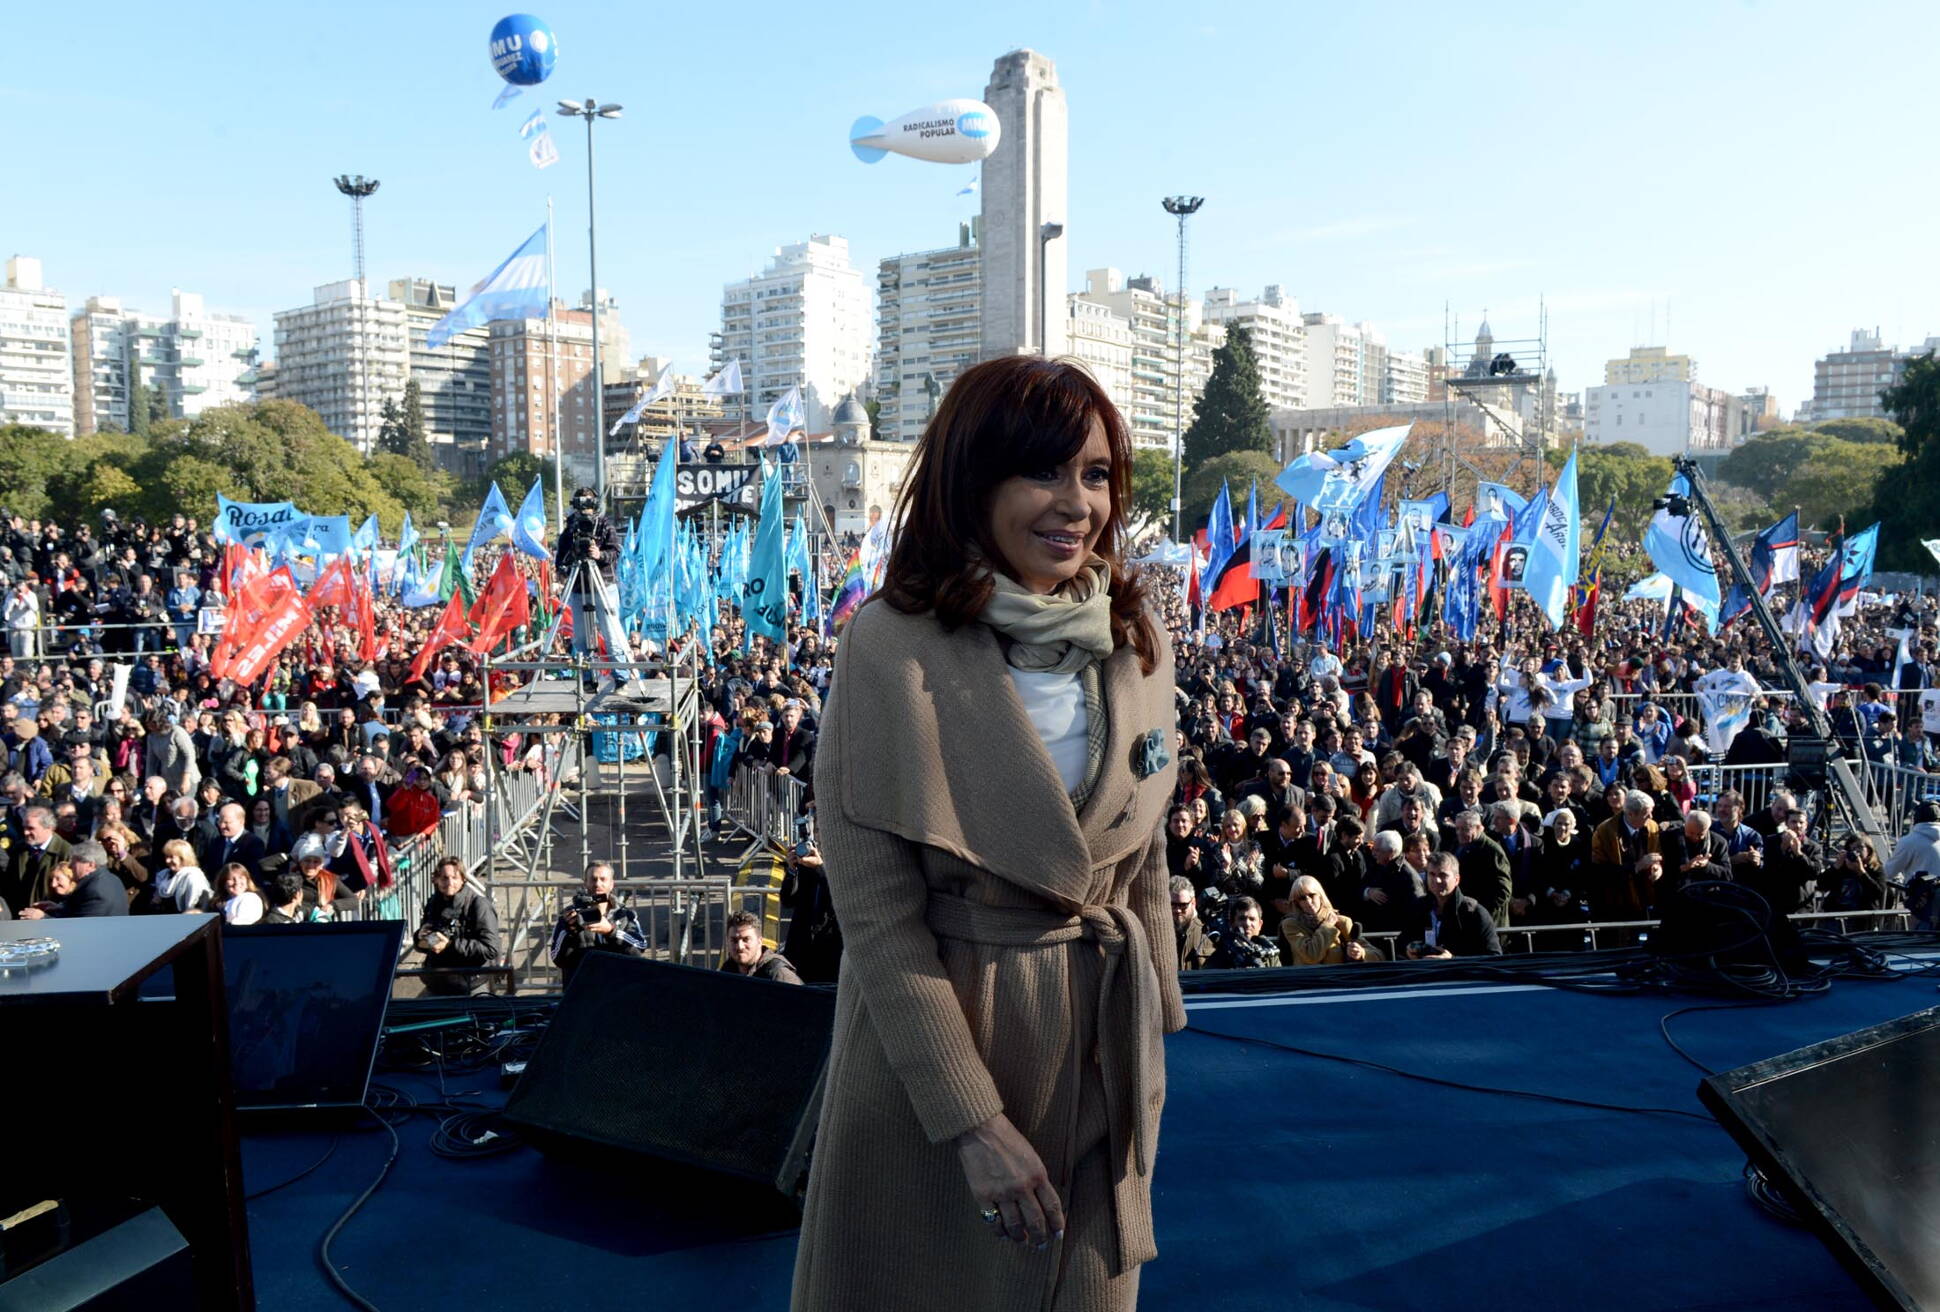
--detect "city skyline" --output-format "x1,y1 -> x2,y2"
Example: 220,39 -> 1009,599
11,0 -> 1940,416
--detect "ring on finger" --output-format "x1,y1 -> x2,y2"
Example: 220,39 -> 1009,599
979,1207 -> 1000,1225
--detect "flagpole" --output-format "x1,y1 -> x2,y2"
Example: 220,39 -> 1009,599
547,197 -> 566,527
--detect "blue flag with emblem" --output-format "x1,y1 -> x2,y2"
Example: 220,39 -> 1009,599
463,483 -> 516,572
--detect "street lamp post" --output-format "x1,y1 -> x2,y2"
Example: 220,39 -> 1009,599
557,97 -> 622,506
1162,196 -> 1203,544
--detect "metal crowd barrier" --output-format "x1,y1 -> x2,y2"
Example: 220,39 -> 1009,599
1313,906 -> 1915,966
722,764 -> 810,850
488,875 -> 739,988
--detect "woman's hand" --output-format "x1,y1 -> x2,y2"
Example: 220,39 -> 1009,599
955,1112 -> 1065,1249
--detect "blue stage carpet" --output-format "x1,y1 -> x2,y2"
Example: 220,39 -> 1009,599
244,971 -> 1937,1310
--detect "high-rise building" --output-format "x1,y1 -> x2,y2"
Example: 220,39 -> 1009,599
1604,345 -> 1695,385
1201,286 -> 1307,410
1584,379 -> 1739,457
0,257 -> 73,435
388,278 -> 492,475
1736,386 -> 1780,437
876,225 -> 981,443
1301,313 -> 1385,408
1806,329 -> 1940,421
71,290 -> 260,436
713,234 -> 872,433
1073,268 -> 1221,450
272,279 -> 408,451
1382,349 -> 1431,405
979,49 -> 1068,361
1065,295 -> 1134,421
490,305 -> 597,485
580,289 -> 630,385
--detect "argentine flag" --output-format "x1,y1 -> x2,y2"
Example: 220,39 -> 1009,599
765,384 -> 805,444
509,477 -> 552,560
427,223 -> 550,348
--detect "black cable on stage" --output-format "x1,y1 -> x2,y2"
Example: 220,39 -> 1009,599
1183,1023 -> 1715,1123
315,1106 -> 401,1312
246,1134 -> 341,1201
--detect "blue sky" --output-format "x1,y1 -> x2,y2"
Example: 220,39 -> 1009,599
12,0 -> 1939,413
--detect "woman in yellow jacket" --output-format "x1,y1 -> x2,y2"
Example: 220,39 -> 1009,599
1281,876 -> 1374,964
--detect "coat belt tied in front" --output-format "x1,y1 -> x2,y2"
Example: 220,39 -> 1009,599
923,891 -> 1161,1273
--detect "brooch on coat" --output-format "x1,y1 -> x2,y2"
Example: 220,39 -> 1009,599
1133,728 -> 1171,779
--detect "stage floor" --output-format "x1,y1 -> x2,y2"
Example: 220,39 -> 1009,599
245,967 -> 1939,1310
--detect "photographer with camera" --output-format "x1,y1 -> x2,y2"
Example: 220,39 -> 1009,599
553,486 -> 622,684
415,856 -> 502,996
548,859 -> 646,987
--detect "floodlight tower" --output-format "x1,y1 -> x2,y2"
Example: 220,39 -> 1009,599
332,175 -> 380,297
1163,195 -> 1204,543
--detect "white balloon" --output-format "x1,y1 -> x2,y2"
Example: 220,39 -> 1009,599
850,98 -> 1000,166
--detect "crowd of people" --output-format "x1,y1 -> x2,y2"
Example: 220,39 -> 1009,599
4,499 -> 1936,992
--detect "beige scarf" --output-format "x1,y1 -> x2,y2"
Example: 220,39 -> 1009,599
978,556 -> 1115,674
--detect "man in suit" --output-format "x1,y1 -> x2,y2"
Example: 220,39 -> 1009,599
264,756 -> 323,833
1590,790 -> 1663,923
1660,809 -> 1732,891
2,803 -> 71,910
198,802 -> 265,882
1450,808 -> 1514,928
1403,850 -> 1502,958
16,840 -> 124,919
348,754 -> 397,823
768,700 -> 817,781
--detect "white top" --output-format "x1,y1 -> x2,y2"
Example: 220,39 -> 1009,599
1008,668 -> 1089,794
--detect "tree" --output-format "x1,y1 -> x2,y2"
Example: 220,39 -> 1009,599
1716,428 -> 1836,502
367,453 -> 452,523
1785,440 -> 1900,530
1872,351 -> 1940,569
1811,416 -> 1902,445
377,382 -> 433,468
1574,442 -> 1674,532
1181,450 -> 1284,534
1129,448 -> 1177,538
1181,324 -> 1272,468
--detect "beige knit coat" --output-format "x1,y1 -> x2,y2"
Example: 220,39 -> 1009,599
790,599 -> 1184,1312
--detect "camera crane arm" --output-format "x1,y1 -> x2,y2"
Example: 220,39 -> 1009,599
1670,457 -> 1889,859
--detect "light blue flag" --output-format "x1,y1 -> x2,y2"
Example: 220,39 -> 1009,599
401,553 -> 444,608
786,515 -> 811,583
397,512 -> 418,559
1523,449 -> 1580,630
765,385 -> 805,445
427,223 -> 549,348
463,483 -> 516,570
1474,482 -> 1527,525
745,459 -> 789,647
1644,473 -> 1721,632
1201,480 -> 1235,597
303,515 -> 352,560
635,434 -> 680,602
352,514 -> 379,554
214,495 -> 305,547
509,477 -> 552,560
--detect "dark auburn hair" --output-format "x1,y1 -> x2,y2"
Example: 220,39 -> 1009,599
877,356 -> 1159,672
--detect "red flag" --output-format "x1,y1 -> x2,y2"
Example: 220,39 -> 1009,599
226,588 -> 313,685
1462,504 -> 1476,528
410,591 -> 473,683
1486,522 -> 1514,624
211,567 -> 300,679
308,555 -> 355,611
467,553 -> 531,655
350,570 -> 379,664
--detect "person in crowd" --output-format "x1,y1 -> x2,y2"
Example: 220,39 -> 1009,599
146,838 -> 214,913
1660,808 -> 1731,890
218,863 -> 263,924
1450,808 -> 1513,927
779,834 -> 843,984
1590,790 -> 1663,923
1208,894 -> 1282,968
260,870 -> 307,925
1170,876 -> 1218,970
1823,833 -> 1889,913
1282,875 -> 1374,965
548,860 -> 647,987
1358,829 -> 1422,936
1402,850 -> 1503,958
199,801 -> 264,882
18,842 -> 125,919
415,857 -> 502,995
720,908 -> 804,983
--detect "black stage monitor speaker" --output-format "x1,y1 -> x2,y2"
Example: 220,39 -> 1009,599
1701,1005 -> 1940,1311
503,954 -> 835,1197
0,1205 -> 194,1311
138,920 -> 403,1112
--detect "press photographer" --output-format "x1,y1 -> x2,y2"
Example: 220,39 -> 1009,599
415,856 -> 502,996
554,486 -> 619,580
548,859 -> 646,986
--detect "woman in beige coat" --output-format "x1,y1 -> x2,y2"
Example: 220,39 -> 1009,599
791,357 -> 1183,1311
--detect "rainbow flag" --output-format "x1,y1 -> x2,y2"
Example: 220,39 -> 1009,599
829,548 -> 868,632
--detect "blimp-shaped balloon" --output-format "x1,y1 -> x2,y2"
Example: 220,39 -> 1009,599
490,14 -> 557,87
850,99 -> 1001,166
